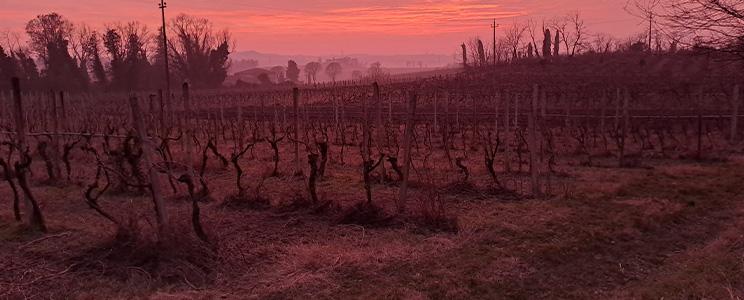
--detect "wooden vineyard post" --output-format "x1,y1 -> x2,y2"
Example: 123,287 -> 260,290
433,91 -> 438,135
148,94 -> 155,113
361,87 -> 373,202
0,91 -> 7,124
182,82 -> 195,172
362,88 -> 370,163
504,91 -> 512,173
303,91 -> 309,126
443,91 -> 453,167
158,89 -> 166,131
697,112 -> 703,160
282,104 -> 287,132
540,89 -> 547,118
614,88 -> 621,130
471,94 -> 477,146
333,93 -> 339,134
293,88 -> 301,175
388,91 -> 393,123
10,82 -> 46,232
514,93 -> 519,129
340,94 -> 346,131
695,87 -> 704,160
165,89 -> 176,125
397,91 -> 417,214
260,97 -> 266,123
600,91 -> 606,134
455,96 -> 460,130
237,105 -> 244,146
11,78 -> 38,228
58,91 -> 67,131
219,98 -> 225,127
731,85 -> 740,143
620,89 -> 630,167
374,82 -> 386,181
529,85 -> 541,196
129,95 -> 168,235
562,92 -> 570,127
494,91 -> 500,134
50,91 -> 61,179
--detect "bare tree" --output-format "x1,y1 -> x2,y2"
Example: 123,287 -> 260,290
466,37 -> 489,66
551,10 -> 587,56
70,23 -> 95,75
367,61 -> 387,80
591,33 -> 617,53
626,0 -> 663,51
325,62 -> 342,82
504,21 -> 527,61
304,61 -> 321,84
270,65 -> 286,83
642,0 -> 744,58
168,14 -> 232,88
494,38 -> 507,63
527,19 -> 543,58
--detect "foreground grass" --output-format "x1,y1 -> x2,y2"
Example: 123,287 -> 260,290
1,158 -> 743,299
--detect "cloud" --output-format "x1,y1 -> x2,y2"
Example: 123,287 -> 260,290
181,0 -> 528,35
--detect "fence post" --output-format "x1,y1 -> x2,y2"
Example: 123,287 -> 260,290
433,91 -> 438,135
219,98 -> 225,127
57,91 -> 67,131
182,82 -> 195,172
374,82 -> 386,181
293,88 -> 301,175
388,91 -> 393,123
600,91 -> 606,134
129,95 -> 168,235
12,79 -> 47,232
529,84 -> 541,196
540,89 -> 547,118
362,86 -> 370,162
514,93 -> 519,129
443,91 -> 453,167
0,91 -> 6,124
398,91 -> 417,214
504,91 -> 511,173
333,93 -> 339,134
731,84 -> 740,143
614,88 -> 621,130
11,78 -> 29,215
158,89 -> 165,131
620,88 -> 630,167
50,90 -> 61,179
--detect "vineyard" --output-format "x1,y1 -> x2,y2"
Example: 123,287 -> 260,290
2,53 -> 744,298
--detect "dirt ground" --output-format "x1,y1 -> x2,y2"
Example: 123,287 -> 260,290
1,141 -> 743,299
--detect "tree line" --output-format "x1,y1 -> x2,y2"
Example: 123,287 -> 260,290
0,12 -> 232,92
462,3 -> 744,68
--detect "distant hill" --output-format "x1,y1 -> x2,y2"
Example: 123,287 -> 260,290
230,50 -> 452,70
224,68 -> 272,86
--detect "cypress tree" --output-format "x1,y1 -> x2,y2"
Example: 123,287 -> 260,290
543,29 -> 552,57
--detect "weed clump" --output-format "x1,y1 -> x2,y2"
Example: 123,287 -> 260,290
336,201 -> 391,226
411,193 -> 459,233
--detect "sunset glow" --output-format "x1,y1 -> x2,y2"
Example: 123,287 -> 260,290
0,0 -> 639,55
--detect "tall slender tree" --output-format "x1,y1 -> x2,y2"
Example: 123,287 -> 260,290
543,28 -> 552,57
286,60 -> 300,82
25,13 -> 87,90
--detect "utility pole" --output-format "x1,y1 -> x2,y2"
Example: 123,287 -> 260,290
648,11 -> 653,51
491,19 -> 499,65
159,0 -> 171,121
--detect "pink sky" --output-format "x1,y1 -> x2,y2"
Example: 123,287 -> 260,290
0,0 -> 641,55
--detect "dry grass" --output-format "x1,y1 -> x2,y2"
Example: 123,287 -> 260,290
1,143 -> 744,299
